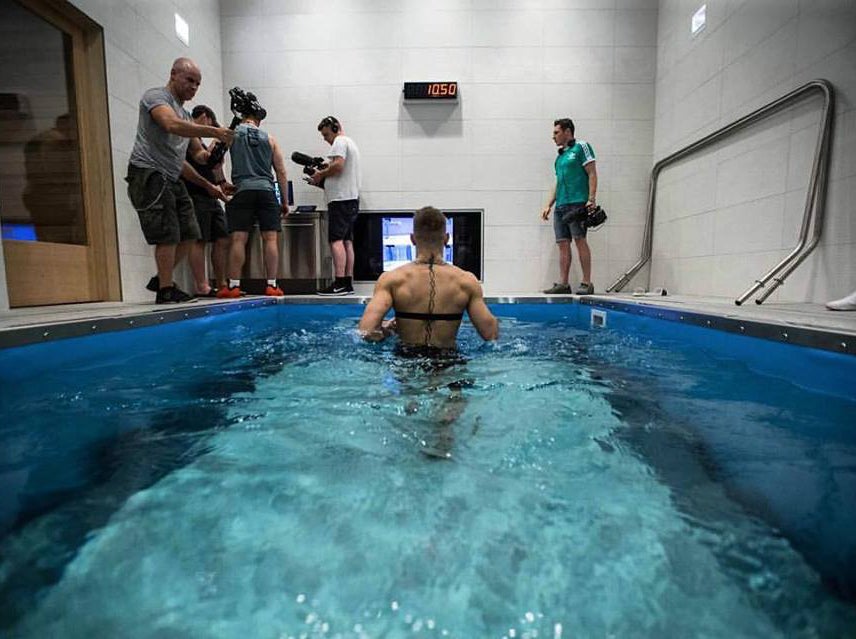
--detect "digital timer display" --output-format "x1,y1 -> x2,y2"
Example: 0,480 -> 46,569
403,82 -> 459,101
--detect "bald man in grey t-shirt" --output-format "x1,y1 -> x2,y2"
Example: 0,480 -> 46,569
126,57 -> 234,304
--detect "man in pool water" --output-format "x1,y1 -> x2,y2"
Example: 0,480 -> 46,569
358,207 -> 498,458
358,206 -> 499,349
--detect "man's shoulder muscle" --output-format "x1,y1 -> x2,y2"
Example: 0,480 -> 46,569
142,87 -> 173,110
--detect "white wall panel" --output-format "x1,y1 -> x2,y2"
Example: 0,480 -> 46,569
0,1 -> 659,309
61,0 -> 225,304
653,0 -> 856,302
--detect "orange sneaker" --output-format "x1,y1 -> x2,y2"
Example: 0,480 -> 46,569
265,285 -> 285,297
217,286 -> 241,299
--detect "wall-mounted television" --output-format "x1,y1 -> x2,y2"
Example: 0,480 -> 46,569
381,216 -> 453,271
352,209 -> 482,281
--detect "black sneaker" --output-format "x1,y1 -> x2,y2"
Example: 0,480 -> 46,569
345,277 -> 354,293
146,275 -> 159,292
156,285 -> 198,304
317,280 -> 351,297
575,282 -> 595,295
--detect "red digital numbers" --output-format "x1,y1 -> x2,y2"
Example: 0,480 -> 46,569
404,82 -> 459,100
427,82 -> 457,98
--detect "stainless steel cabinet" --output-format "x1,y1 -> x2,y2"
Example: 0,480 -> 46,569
241,211 -> 332,294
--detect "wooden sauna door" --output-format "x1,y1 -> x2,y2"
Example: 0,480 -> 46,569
0,0 -> 119,307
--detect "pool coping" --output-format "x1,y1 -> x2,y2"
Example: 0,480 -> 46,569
0,298 -> 280,350
576,297 -> 853,355
0,295 -> 853,356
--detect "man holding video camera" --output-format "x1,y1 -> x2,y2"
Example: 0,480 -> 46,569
127,57 -> 234,303
540,118 -> 597,295
217,99 -> 290,298
308,116 -> 362,296
181,105 -> 233,297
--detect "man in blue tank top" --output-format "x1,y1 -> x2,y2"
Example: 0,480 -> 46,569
540,118 -> 598,295
217,106 -> 290,298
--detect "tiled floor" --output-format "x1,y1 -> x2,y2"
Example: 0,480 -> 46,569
0,293 -> 854,336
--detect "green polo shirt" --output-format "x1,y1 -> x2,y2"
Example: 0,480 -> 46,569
554,139 -> 596,206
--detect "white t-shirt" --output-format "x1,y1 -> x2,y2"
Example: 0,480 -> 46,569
325,135 -> 361,203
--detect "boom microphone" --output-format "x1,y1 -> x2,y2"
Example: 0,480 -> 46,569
291,151 -> 327,188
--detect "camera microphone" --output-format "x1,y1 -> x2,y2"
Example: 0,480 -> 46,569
291,151 -> 323,166
291,151 -> 327,188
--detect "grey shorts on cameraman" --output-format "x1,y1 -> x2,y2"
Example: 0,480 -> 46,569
126,164 -> 201,245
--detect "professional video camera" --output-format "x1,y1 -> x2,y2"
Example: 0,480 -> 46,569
229,86 -> 267,122
205,86 -> 267,168
291,151 -> 327,188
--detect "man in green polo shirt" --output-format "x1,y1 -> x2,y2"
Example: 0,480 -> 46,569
540,118 -> 598,295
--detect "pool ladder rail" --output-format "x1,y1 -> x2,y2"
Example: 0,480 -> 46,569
607,79 -> 835,306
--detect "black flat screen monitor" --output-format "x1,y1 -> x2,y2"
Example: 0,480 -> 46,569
352,209 -> 482,281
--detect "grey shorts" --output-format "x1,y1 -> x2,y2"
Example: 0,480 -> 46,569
553,202 -> 588,241
126,164 -> 201,245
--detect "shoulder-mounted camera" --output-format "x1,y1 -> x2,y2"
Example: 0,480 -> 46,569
206,86 -> 268,168
229,87 -> 267,121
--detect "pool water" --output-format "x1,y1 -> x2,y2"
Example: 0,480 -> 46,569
1,304 -> 854,638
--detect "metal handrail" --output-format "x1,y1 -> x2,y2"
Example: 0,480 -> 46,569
606,79 -> 835,305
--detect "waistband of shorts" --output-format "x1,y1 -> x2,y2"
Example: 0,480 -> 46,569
395,343 -> 464,362
127,163 -> 180,183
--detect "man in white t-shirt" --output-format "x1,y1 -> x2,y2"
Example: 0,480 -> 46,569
308,116 -> 362,296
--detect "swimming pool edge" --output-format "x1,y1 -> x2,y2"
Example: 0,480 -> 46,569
0,295 -> 853,357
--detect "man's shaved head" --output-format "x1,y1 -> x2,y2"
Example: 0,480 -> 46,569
168,58 -> 202,103
171,57 -> 199,75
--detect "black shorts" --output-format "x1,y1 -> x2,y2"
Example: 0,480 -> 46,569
393,343 -> 473,390
328,199 -> 359,242
225,189 -> 281,233
395,343 -> 468,371
191,194 -> 228,242
126,164 -> 201,245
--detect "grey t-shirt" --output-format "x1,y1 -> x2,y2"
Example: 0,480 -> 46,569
129,87 -> 191,181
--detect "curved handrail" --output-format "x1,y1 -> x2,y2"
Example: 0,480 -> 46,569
606,79 -> 835,306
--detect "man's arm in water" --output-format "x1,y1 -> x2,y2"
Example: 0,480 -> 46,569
465,273 -> 499,340
358,272 -> 396,342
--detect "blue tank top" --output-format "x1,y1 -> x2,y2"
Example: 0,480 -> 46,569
230,123 -> 274,193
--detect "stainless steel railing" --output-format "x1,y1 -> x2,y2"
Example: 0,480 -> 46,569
606,79 -> 835,305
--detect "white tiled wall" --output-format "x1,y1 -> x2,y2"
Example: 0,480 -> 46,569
4,1 -> 851,308
67,0 -> 225,303
219,0 -> 658,295
651,0 -> 856,303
